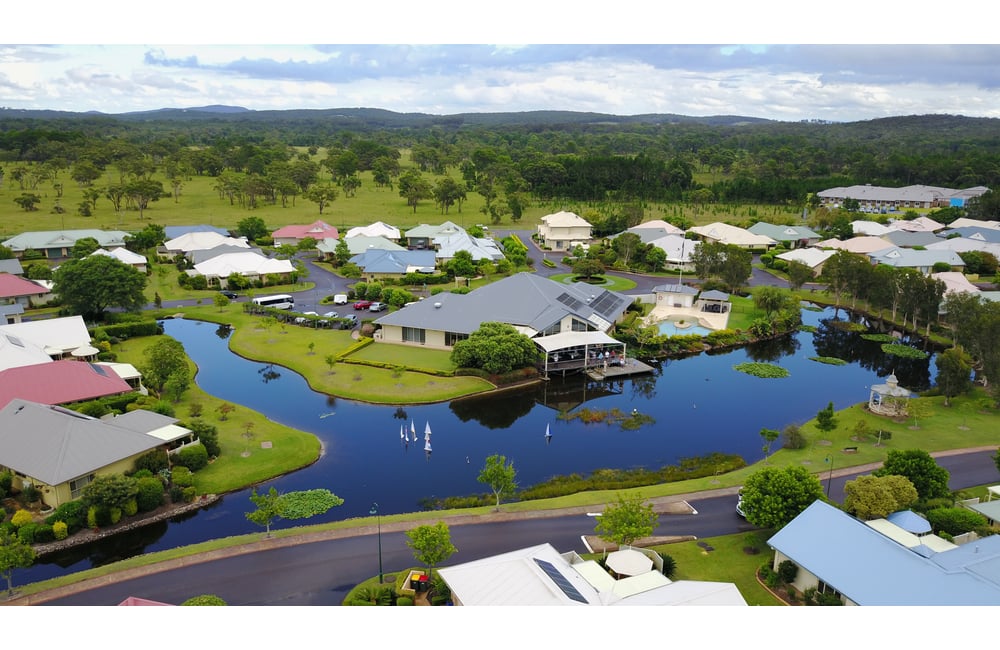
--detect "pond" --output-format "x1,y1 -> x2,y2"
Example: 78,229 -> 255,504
22,305 -> 935,584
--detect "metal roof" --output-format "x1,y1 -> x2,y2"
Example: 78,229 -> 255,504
0,360 -> 132,409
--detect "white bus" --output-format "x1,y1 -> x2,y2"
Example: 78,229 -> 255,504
251,294 -> 295,310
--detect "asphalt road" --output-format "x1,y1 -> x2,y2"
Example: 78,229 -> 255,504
25,449 -> 998,606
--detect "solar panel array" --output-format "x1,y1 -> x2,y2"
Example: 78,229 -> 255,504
533,558 -> 588,604
556,292 -> 585,312
590,291 -> 625,319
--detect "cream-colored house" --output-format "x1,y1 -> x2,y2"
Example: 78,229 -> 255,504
537,211 -> 592,251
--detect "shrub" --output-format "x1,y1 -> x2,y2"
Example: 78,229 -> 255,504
134,449 -> 169,474
0,471 -> 12,494
22,484 -> 40,503
431,594 -> 450,606
185,420 -> 221,458
782,423 -> 807,449
927,507 -> 988,536
136,477 -> 166,512
109,507 -> 122,524
11,509 -> 33,528
181,594 -> 227,606
45,500 -> 87,532
658,552 -> 677,579
181,486 -> 197,502
764,571 -> 780,589
17,523 -> 38,544
169,485 -> 186,503
396,596 -> 414,606
32,524 -> 54,543
176,443 -> 209,471
53,521 -> 68,540
123,498 -> 138,517
170,466 -> 194,488
777,560 -> 798,584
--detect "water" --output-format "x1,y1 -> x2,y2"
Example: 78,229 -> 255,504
657,321 -> 714,337
21,306 -> 934,584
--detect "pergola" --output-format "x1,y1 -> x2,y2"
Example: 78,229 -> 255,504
534,331 -> 626,376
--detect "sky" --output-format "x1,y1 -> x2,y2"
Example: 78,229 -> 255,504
2,4 -> 998,123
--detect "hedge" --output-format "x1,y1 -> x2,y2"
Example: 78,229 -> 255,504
91,321 -> 162,339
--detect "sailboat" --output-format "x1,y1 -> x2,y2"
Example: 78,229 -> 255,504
424,439 -> 432,452
400,425 -> 406,441
410,420 -> 417,443
544,423 -> 551,439
424,421 -> 432,442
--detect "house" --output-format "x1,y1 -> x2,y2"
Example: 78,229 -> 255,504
652,283 -> 699,309
0,399 -> 195,509
926,236 -> 1000,260
438,542 -> 746,606
817,184 -> 989,211
373,273 -> 632,372
816,236 -> 896,255
0,304 -> 23,325
161,232 -> 250,257
687,222 -> 776,250
403,222 -> 504,262
271,220 -> 339,247
316,235 -> 406,260
747,222 -> 821,248
868,247 -> 965,275
0,360 -> 134,409
775,248 -> 835,275
768,500 -> 1000,605
938,226 -> 1000,244
348,249 -> 437,282
344,221 -> 401,241
890,216 -> 944,233
646,235 -> 697,272
192,251 -> 295,287
0,273 -> 51,308
881,230 -> 941,248
0,315 -> 92,369
537,211 -> 593,251
2,229 -> 130,259
188,245 -> 265,265
850,220 -> 894,237
617,219 -> 685,243
930,271 -> 981,297
0,259 -> 24,276
163,225 -> 230,240
946,218 -> 1000,231
88,247 -> 148,272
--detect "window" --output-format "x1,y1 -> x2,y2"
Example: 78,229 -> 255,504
445,331 -> 467,346
70,474 -> 95,499
402,327 -> 425,344
540,322 -> 561,337
571,318 -> 590,332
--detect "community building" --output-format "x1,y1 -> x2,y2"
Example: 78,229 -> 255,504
817,184 -> 989,211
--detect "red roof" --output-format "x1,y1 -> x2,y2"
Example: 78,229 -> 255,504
0,360 -> 132,409
271,220 -> 339,241
0,273 -> 49,299
118,596 -> 173,606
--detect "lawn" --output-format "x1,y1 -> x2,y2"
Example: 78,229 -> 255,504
144,257 -> 314,304
546,273 -> 638,292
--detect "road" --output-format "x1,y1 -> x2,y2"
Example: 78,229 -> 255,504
22,448 -> 997,606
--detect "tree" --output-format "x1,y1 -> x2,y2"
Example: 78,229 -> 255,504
759,427 -> 780,461
433,177 -> 465,214
874,449 -> 951,501
305,184 -> 339,214
406,522 -> 457,580
70,236 -> 101,259
719,245 -> 753,294
446,250 -> 477,278
0,530 -> 35,596
935,346 -> 973,406
126,223 -> 166,253
572,257 -> 605,280
214,293 -> 230,311
753,286 -> 791,319
124,178 -> 165,219
236,216 -> 268,241
594,493 -> 657,547
450,321 -> 541,375
246,487 -> 343,538
142,337 -> 189,396
13,193 -> 40,211
398,169 -> 432,213
477,454 -> 518,510
52,254 -> 147,320
815,401 -> 837,432
740,465 -> 824,530
333,238 -> 351,266
246,487 -> 282,537
843,474 -> 918,520
786,260 -> 815,291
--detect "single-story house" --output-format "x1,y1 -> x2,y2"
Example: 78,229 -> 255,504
652,283 -> 699,309
768,500 -> 1000,605
344,221 -> 401,241
687,222 -> 776,251
0,360 -> 134,409
161,232 -> 250,257
438,542 -> 746,606
816,236 -> 897,255
271,220 -> 339,247
646,234 -> 697,272
817,184 -> 989,211
925,237 -> 1000,259
188,244 -> 265,265
537,211 -> 593,251
192,251 -> 295,287
0,304 -> 23,325
0,259 -> 24,276
2,229 -> 130,259
163,225 -> 230,240
403,222 -> 504,262
88,247 -> 148,272
868,247 -> 965,275
0,273 -> 51,308
930,271 -> 981,297
850,220 -> 894,237
890,216 -> 945,233
0,399 -> 196,509
775,248 -> 836,275
881,230 -> 941,248
334,235 -> 406,257
946,218 -> 1000,231
348,249 -> 437,282
938,227 -> 1000,244
747,222 -> 821,248
0,315 -> 92,369
616,219 -> 685,244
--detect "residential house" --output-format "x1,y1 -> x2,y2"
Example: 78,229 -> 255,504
348,249 -> 437,282
768,500 -> 1000,605
868,247 -> 965,275
930,271 -> 981,297
438,542 -> 746,606
537,211 -> 593,251
403,221 -> 504,262
850,220 -> 894,237
652,283 -> 699,309
0,315 -> 92,369
775,248 -> 835,276
0,304 -> 23,325
161,232 -> 250,257
0,259 -> 24,276
2,229 -> 130,259
271,220 -> 339,247
0,360 -> 133,409
617,219 -> 685,244
344,221 -> 401,241
0,273 -> 50,308
687,222 -> 776,251
926,236 -> 1000,260
880,230 -> 941,249
890,216 -> 945,232
937,227 -> 1000,244
88,247 -> 148,272
747,222 -> 821,248
0,399 -> 196,509
947,218 -> 1000,230
817,184 -> 989,211
646,234 -> 697,272
815,236 -> 896,255
192,251 -> 295,287
188,245 -> 265,265
163,225 -> 230,240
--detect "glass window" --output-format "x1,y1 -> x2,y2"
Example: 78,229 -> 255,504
70,474 -> 95,499
445,331 -> 467,346
402,327 -> 426,344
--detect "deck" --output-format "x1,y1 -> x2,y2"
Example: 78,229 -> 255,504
585,358 -> 655,380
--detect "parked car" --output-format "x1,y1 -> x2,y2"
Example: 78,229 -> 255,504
219,290 -> 238,300
353,300 -> 372,310
340,314 -> 359,329
322,311 -> 338,319
333,294 -> 348,305
736,489 -> 746,518
369,302 -> 387,312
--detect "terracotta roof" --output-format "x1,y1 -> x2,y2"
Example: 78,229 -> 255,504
271,220 -> 339,240
0,360 -> 132,409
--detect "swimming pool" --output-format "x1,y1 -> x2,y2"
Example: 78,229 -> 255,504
657,319 -> 714,337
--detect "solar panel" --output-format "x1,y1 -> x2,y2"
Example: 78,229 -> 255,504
89,363 -> 109,377
591,292 -> 625,318
533,558 -> 588,604
556,292 -> 584,312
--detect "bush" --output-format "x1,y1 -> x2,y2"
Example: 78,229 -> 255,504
176,443 -> 209,471
123,498 -> 138,517
185,419 -> 221,458
11,509 -> 33,528
658,552 -> 677,579
22,484 -> 40,503
53,521 -> 68,540
782,423 -> 807,449
170,466 -> 194,488
45,500 -> 87,532
181,486 -> 197,502
134,449 -> 169,474
109,507 -> 122,524
927,507 -> 988,536
136,477 -> 166,512
169,485 -> 186,503
17,523 -> 38,544
395,596 -> 414,606
0,471 -> 12,494
181,594 -> 227,606
777,559 -> 798,584
32,524 -> 54,543
431,594 -> 450,606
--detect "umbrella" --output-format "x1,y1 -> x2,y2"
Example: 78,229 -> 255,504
605,548 -> 653,577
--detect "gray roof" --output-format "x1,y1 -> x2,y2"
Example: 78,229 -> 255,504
768,501 -> 1000,605
0,304 -> 24,318
747,222 -> 821,241
652,283 -> 698,295
940,227 -> 1000,244
341,236 -> 405,255
108,409 -> 179,433
869,247 -> 965,269
0,259 -> 24,275
350,249 -> 437,274
375,273 -> 631,336
189,245 -> 264,264
163,225 -> 230,239
881,230 -> 941,248
699,290 -> 730,301
2,229 -> 130,252
817,184 -> 989,204
0,399 -> 166,485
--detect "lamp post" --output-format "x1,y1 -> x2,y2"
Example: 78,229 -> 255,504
370,502 -> 383,585
824,455 -> 834,498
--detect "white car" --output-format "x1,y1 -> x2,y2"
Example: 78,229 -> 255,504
736,490 -> 746,518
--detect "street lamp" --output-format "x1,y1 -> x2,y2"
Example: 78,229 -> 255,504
824,455 -> 834,498
369,502 -> 383,584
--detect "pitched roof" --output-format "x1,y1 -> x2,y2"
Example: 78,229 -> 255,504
2,230 -> 130,252
940,227 -> 1000,244
163,225 -> 230,239
164,232 -> 250,253
891,216 -> 944,232
89,247 -> 147,265
881,230 -> 941,248
0,316 -> 90,355
193,252 -> 295,277
0,399 -> 166,485
337,235 -> 406,255
816,236 -> 895,254
768,501 -> 1000,605
344,221 -> 401,240
776,248 -> 835,269
688,222 -> 776,247
0,273 -> 49,298
541,211 -> 591,228
869,247 -> 965,269
747,222 -> 821,241
646,234 -> 697,262
818,184 -> 988,204
0,360 -> 132,409
652,283 -> 698,295
0,259 -> 24,275
189,245 -> 264,265
271,220 -> 339,241
619,220 -> 685,243
349,249 -> 436,274
375,273 -> 631,336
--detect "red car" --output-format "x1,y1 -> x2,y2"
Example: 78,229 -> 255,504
353,300 -> 372,310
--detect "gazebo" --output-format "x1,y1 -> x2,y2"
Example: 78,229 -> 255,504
868,373 -> 911,416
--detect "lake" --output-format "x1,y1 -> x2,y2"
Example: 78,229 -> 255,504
21,305 -> 934,584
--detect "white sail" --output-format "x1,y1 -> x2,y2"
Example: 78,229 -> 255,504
400,425 -> 405,440
424,441 -> 432,452
545,423 -> 551,438
424,421 -> 432,436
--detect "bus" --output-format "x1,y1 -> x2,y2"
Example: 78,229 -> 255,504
251,294 -> 295,310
